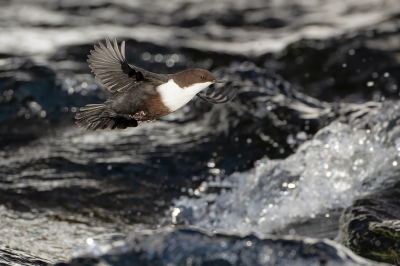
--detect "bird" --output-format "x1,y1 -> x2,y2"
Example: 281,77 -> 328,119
75,37 -> 237,131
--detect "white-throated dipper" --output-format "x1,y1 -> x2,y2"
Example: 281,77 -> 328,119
75,37 -> 237,131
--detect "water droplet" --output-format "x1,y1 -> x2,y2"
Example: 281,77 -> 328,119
154,54 -> 163,62
142,52 -> 151,60
166,59 -> 174,67
326,172 -> 331,177
171,54 -> 179,62
86,238 -> 94,245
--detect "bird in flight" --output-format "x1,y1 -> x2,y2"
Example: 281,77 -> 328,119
75,37 -> 237,131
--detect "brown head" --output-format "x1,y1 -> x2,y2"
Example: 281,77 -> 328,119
170,68 -> 225,88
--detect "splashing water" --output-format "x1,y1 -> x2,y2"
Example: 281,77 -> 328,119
174,101 -> 400,234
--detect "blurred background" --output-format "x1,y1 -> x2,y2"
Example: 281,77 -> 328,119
1,0 -> 400,265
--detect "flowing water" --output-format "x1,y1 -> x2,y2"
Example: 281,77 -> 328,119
1,0 -> 400,265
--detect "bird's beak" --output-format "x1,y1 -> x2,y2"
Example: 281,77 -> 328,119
213,79 -> 227,84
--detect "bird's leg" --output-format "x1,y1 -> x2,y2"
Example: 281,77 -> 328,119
129,111 -> 155,123
130,111 -> 146,120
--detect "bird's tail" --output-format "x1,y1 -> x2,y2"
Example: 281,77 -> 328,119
75,103 -> 138,131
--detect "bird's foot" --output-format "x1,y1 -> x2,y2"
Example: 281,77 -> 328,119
131,111 -> 146,120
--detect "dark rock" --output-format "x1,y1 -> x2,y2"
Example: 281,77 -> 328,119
337,181 -> 400,265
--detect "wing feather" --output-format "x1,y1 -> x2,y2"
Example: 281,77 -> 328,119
87,37 -> 169,92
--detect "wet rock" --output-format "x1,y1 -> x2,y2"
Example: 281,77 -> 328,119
57,227 -> 389,266
337,182 -> 400,265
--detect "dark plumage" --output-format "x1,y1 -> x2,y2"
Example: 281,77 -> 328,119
75,37 -> 237,131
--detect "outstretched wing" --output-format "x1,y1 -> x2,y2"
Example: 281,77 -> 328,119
87,37 -> 169,92
197,84 -> 238,104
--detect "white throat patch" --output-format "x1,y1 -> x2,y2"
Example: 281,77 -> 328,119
157,79 -> 212,112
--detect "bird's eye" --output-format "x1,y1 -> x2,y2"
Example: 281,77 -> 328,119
200,75 -> 206,80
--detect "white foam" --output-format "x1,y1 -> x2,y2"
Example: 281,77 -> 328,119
174,102 -> 400,233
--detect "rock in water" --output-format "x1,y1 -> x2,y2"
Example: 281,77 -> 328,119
337,182 -> 400,265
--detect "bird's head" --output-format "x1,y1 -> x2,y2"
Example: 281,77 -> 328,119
171,68 -> 226,93
188,68 -> 226,85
